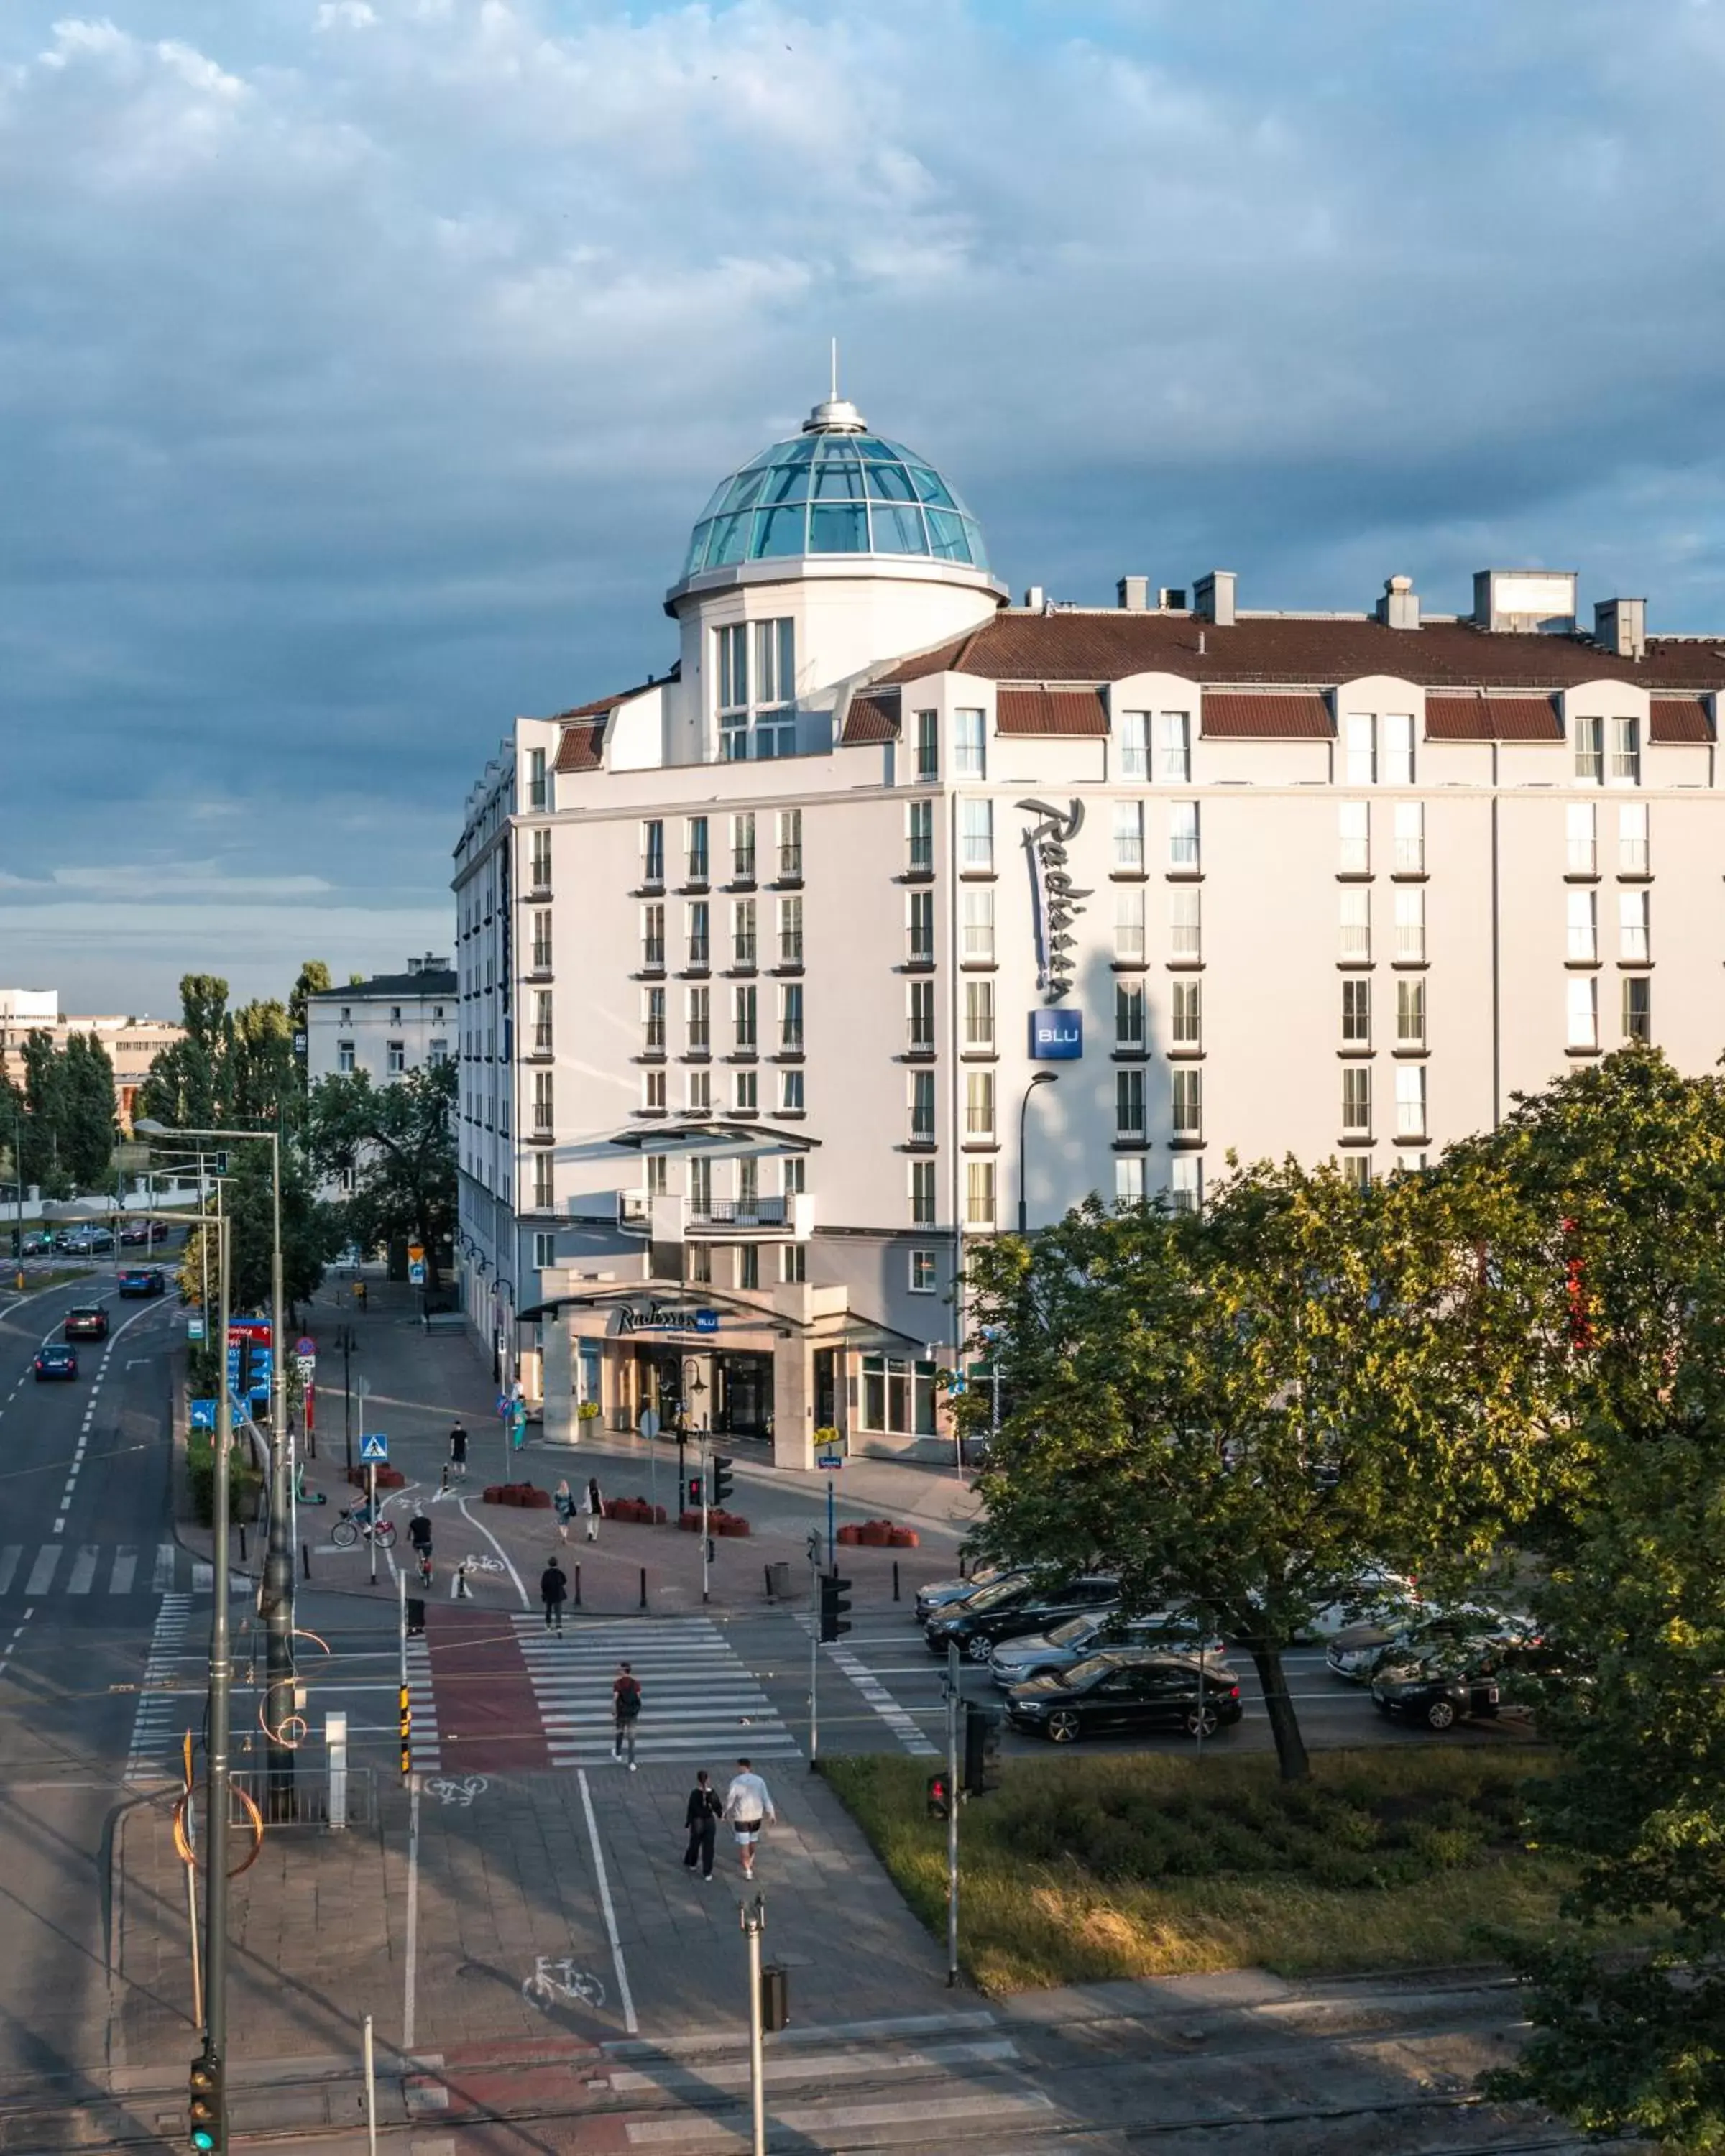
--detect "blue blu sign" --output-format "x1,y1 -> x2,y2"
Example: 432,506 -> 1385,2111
1029,1009 -> 1083,1060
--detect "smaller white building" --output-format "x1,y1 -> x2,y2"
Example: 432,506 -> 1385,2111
305,955 -> 456,1089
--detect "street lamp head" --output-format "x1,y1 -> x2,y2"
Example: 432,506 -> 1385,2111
1029,1072 -> 1058,1092
133,1118 -> 168,1137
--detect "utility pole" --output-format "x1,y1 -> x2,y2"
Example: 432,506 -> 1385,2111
806,1533 -> 820,1767
946,1638 -> 960,1988
261,1128 -> 295,1812
201,1215 -> 234,2115
699,1428 -> 710,1606
740,1894 -> 767,2156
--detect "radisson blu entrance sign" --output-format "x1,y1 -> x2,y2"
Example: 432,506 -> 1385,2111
1029,1010 -> 1083,1060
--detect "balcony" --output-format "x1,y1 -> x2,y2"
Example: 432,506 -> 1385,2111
615,1190 -> 816,1242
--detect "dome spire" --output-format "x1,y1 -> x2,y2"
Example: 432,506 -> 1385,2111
803,338 -> 865,433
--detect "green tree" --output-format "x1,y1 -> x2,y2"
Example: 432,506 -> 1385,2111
19,1030 -> 70,1197
179,1141 -> 336,1317
962,1156 -> 1552,1782
227,999 -> 297,1132
288,961 -> 331,1038
307,1061 -> 456,1291
137,974 -> 231,1132
59,1031 -> 116,1189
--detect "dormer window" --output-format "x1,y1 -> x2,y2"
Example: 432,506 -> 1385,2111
716,619 -> 796,760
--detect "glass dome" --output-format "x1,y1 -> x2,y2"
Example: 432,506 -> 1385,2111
681,401 -> 989,579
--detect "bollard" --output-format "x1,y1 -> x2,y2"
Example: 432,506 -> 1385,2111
764,1563 -> 773,1603
893,1560 -> 900,1603
301,1539 -> 311,1580
639,1566 -> 648,1611
326,1710 -> 349,1831
573,1562 -> 581,1608
238,1524 -> 247,1562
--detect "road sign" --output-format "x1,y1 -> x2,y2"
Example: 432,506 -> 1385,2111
408,1261 -> 426,1286
816,1447 -> 843,1471
638,1408 -> 661,1442
190,1399 -> 216,1429
354,1375 -> 372,1400
359,1432 -> 390,1464
186,1317 -> 206,1342
497,1396 -> 512,1419
295,1336 -> 316,1359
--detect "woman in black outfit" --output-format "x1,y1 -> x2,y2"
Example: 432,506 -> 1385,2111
683,1769 -> 722,1880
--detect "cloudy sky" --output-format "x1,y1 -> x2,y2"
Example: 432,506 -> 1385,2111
6,0 -> 1725,1013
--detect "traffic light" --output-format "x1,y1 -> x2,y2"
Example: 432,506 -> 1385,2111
188,2051 -> 224,2152
712,1455 -> 735,1506
925,1772 -> 950,1820
963,1703 -> 1004,1797
819,1570 -> 852,1643
213,1151 -> 229,1177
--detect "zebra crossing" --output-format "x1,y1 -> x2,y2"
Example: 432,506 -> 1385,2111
125,1593 -> 193,1782
405,1631 -> 439,1772
512,1614 -> 801,1767
0,1542 -> 240,1600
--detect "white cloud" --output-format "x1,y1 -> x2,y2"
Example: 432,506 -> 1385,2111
315,2 -> 379,29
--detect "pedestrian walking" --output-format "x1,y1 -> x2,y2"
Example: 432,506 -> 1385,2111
581,1476 -> 604,1543
554,1479 -> 575,1542
724,1758 -> 776,1881
612,1659 -> 642,1770
540,1555 -> 569,1633
683,1769 -> 722,1880
448,1422 -> 468,1480
353,1278 -> 368,1311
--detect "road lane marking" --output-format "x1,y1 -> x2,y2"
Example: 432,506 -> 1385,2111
0,1550 -> 20,1595
24,1548 -> 58,1597
152,1544 -> 175,1593
403,1772 -> 421,2052
66,1546 -> 98,1595
577,1768 -> 638,2035
110,1548 -> 137,1595
457,1495 -> 529,1608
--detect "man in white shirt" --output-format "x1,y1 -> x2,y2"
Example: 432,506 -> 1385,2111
723,1757 -> 776,1881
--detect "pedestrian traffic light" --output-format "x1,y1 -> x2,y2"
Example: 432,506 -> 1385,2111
819,1570 -> 852,1643
925,1772 -> 950,1820
188,2051 -> 223,2152
712,1455 -> 735,1507
963,1702 -> 1004,1796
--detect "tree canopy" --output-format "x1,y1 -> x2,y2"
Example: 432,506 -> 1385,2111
1,1029 -> 114,1196
306,1060 -> 456,1288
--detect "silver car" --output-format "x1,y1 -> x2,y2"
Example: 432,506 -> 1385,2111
989,1609 -> 1226,1687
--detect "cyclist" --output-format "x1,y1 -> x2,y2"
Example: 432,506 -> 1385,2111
408,1507 -> 433,1585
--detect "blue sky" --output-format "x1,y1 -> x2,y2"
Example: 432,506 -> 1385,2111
5,0 -> 1725,1012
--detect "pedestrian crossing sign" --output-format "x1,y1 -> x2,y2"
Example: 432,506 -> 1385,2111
359,1432 -> 390,1463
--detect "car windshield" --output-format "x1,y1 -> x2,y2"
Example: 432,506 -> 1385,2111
962,1577 -> 1027,1613
1044,1616 -> 1097,1648
1064,1654 -> 1123,1687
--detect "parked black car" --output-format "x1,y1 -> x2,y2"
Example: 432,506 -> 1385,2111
1006,1650 -> 1244,1743
1371,1639 -> 1504,1730
926,1574 -> 1120,1660
913,1564 -> 1016,1625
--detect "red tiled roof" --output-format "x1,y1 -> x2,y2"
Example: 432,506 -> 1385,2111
1201,693 -> 1331,739
876,632 -> 983,685
1651,695 -> 1713,744
995,688 -> 1108,736
842,690 -> 900,744
1425,694 -> 1560,741
554,717 -> 607,773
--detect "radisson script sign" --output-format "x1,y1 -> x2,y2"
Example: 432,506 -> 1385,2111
1018,797 -> 1092,1003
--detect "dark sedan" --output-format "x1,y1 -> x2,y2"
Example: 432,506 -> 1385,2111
913,1565 -> 1016,1625
33,1344 -> 78,1382
926,1574 -> 1120,1660
1371,1640 -> 1504,1730
1006,1651 -> 1244,1744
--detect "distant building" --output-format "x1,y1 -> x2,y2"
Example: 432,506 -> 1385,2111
303,955 -> 456,1200
0,990 -> 185,1133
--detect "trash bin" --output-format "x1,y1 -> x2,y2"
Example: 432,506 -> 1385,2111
405,1597 -> 426,1636
760,1963 -> 789,2032
765,1561 -> 793,1601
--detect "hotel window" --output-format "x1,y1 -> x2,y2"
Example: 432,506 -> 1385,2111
966,1069 -> 995,1140
648,1154 -> 668,1195
687,1067 -> 712,1112
732,813 -> 756,880
717,622 -> 748,714
1394,1064 -> 1427,1141
1168,800 -> 1200,871
1114,887 -> 1146,963
1342,1156 -> 1372,1192
780,1068 -> 805,1112
643,1069 -> 666,1112
1116,980 -> 1146,1049
1342,1066 -> 1371,1135
533,1069 -> 553,1135
1623,975 -> 1651,1044
641,904 -> 665,968
1619,889 -> 1650,964
907,798 -> 934,872
733,985 -> 757,1051
1116,1068 -> 1146,1138
1340,888 -> 1371,963
911,1160 -> 937,1225
914,710 -> 939,779
428,1038 -> 448,1066
1338,801 -> 1371,875
908,980 -> 935,1050
962,797 -> 994,872
1394,801 -> 1424,875
1394,887 -> 1425,963
535,990 -> 554,1051
533,1152 -> 553,1210
1567,975 -> 1598,1051
1169,1154 -> 1202,1213
779,983 -> 803,1051
1567,803 -> 1597,875
1119,711 -> 1149,780
1113,800 -> 1145,872
687,985 -> 710,1051
737,1158 -> 759,1213
966,978 -> 995,1049
643,819 -> 665,884
687,1243 -> 712,1284
1345,714 -> 1376,786
1116,1156 -> 1146,1206
1169,887 -> 1201,963
908,890 -> 935,962
965,1159 -> 996,1227
780,1243 -> 806,1284
1159,711 -> 1192,783
778,896 -> 803,964
909,1248 -> 938,1293
962,888 -> 995,962
532,909 -> 552,969
1382,714 -> 1415,786
642,989 -> 663,1052
1397,977 -> 1425,1047
1172,978 -> 1201,1047
1574,714 -> 1604,784
1172,1067 -> 1202,1136
1619,803 -> 1650,875
533,1232 -> 556,1271
530,829 -> 551,892
690,1158 -> 712,1212
910,1071 -> 936,1141
782,1154 -> 806,1196
687,900 -> 710,967
1567,889 -> 1597,964
336,1040 -> 356,1076
777,808 -> 802,878
954,709 -> 986,778
738,1245 -> 760,1289
1342,977 -> 1371,1046
686,816 -> 709,883
1609,715 -> 1641,786
732,899 -> 757,967
527,746 -> 547,809
717,619 -> 794,759
734,1069 -> 758,1112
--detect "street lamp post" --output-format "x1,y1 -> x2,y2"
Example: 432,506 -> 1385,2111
7,1093 -> 22,1277
1016,1072 -> 1059,1235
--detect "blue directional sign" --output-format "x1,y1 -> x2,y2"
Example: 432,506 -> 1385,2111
359,1432 -> 390,1464
190,1399 -> 217,1430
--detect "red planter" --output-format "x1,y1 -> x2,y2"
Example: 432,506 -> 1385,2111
888,1526 -> 921,1549
484,1480 -> 551,1508
837,1523 -> 863,1546
678,1507 -> 750,1536
859,1521 -> 892,1547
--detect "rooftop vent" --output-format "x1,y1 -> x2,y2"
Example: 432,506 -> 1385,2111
1117,576 -> 1149,612
1158,586 -> 1187,612
1024,585 -> 1045,611
1193,571 -> 1236,627
1594,596 -> 1647,661
1472,568 -> 1578,635
1376,574 -> 1420,630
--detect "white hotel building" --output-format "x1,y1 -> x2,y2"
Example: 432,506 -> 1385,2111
455,393 -> 1725,1467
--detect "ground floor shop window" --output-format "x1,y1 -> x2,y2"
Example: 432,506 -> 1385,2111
860,1353 -> 939,1436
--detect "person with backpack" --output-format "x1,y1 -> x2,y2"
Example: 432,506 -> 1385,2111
612,1659 -> 642,1769
448,1422 -> 468,1480
683,1769 -> 722,1880
540,1554 -> 569,1634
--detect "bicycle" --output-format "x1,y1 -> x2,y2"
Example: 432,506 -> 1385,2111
331,1508 -> 396,1550
413,1540 -> 433,1588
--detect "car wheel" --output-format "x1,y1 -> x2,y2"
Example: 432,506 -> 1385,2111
1425,1697 -> 1458,1731
965,1634 -> 993,1664
1184,1705 -> 1220,1740
1046,1710 -> 1082,1743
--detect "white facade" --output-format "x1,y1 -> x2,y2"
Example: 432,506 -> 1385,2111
455,395 -> 1725,1467
305,957 -> 456,1089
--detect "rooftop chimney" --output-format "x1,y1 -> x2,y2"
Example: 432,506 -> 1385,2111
1193,571 -> 1236,627
1376,574 -> 1420,630
407,957 -> 423,973
1023,585 -> 1045,611
1117,575 -> 1149,612
1594,596 -> 1647,661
